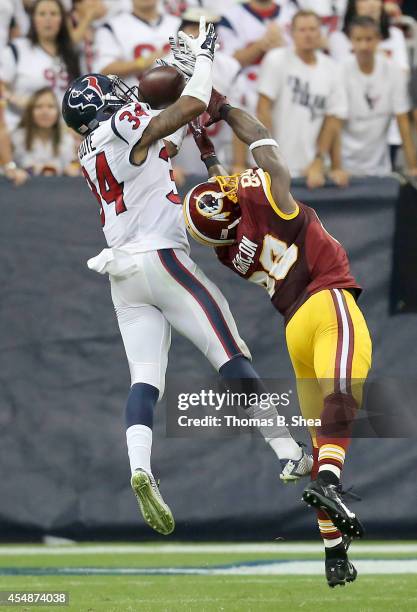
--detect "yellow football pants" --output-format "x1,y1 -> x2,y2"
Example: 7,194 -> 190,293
285,289 -> 372,446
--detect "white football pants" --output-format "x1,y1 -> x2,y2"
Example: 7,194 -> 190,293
93,247 -> 250,399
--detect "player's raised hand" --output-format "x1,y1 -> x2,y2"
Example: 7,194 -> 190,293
204,88 -> 230,127
178,17 -> 218,61
189,117 -> 216,161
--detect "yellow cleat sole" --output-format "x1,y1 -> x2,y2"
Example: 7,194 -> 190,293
131,471 -> 175,536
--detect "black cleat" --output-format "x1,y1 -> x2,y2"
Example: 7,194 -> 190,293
302,480 -> 364,538
325,556 -> 358,588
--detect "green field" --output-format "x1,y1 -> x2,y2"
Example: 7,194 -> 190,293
0,543 -> 416,611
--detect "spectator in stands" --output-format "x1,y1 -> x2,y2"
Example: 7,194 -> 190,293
0,0 -> 80,130
0,1 -> 28,51
257,10 -> 348,188
9,87 -> 78,177
217,0 -> 296,114
217,0 -> 297,172
69,0 -> 108,74
296,0 -> 348,35
329,0 -> 409,68
0,81 -> 29,185
94,0 -> 179,89
337,17 -> 417,176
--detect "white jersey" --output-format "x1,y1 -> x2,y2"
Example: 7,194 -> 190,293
94,12 -> 180,89
79,102 -> 188,251
258,47 -> 347,177
339,54 -> 410,176
0,37 -> 70,129
217,1 -> 296,112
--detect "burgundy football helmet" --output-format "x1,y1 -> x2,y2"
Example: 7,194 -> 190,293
183,175 -> 241,247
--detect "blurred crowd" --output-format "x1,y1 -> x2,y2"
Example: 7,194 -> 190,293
1,0 -> 417,188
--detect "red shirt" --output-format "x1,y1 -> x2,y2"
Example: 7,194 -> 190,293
215,168 -> 361,323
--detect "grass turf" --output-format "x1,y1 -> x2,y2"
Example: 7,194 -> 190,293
0,576 -> 417,611
1,544 -> 416,611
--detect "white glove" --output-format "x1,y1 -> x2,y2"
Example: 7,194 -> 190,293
155,36 -> 196,79
178,16 -> 218,61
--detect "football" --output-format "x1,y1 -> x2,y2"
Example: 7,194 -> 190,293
138,65 -> 186,110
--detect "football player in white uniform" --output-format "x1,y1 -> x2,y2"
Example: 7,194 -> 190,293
94,0 -> 180,89
62,19 -> 311,536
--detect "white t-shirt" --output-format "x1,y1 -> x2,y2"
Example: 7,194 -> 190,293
258,47 -> 347,177
329,25 -> 409,69
217,1 -> 297,113
173,51 -> 245,175
0,37 -> 70,130
339,54 -> 410,175
12,129 -> 76,174
79,102 -> 188,251
94,12 -> 180,89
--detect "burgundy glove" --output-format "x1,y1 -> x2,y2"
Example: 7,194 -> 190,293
189,116 -> 216,161
205,88 -> 230,127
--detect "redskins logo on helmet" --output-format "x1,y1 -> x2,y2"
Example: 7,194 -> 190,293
183,176 -> 241,247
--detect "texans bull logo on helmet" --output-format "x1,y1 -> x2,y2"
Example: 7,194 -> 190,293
68,76 -> 105,112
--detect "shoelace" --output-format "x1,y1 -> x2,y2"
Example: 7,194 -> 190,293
336,485 -> 362,503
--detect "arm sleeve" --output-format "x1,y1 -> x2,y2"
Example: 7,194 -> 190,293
0,44 -> 17,84
165,125 -> 188,151
257,50 -> 283,101
326,61 -> 349,119
111,102 -> 153,147
93,24 -> 123,72
392,64 -> 411,115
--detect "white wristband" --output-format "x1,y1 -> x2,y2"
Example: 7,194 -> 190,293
249,138 -> 279,152
180,55 -> 213,107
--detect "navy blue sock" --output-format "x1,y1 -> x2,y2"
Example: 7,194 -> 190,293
125,383 -> 159,429
219,356 -> 265,394
219,356 -> 260,379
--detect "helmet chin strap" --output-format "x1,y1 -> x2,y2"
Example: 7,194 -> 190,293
227,217 -> 241,230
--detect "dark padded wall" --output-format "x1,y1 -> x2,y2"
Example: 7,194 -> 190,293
0,176 -> 416,541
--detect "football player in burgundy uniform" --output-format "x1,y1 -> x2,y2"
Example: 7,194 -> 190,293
183,98 -> 372,587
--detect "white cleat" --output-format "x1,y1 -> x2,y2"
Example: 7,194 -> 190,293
131,469 -> 175,535
279,446 -> 313,483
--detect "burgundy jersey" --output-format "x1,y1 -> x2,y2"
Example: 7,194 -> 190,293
215,168 -> 361,322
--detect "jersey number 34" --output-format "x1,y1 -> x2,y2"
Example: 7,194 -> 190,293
82,152 -> 126,226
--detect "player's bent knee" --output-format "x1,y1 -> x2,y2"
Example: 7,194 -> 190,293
129,362 -> 166,401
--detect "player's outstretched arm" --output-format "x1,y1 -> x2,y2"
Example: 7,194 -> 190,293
221,106 -> 296,215
132,19 -> 217,163
189,118 -> 228,177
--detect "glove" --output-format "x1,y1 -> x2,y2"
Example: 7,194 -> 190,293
189,117 -> 216,161
178,17 -> 218,61
155,36 -> 196,80
205,88 -> 230,127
